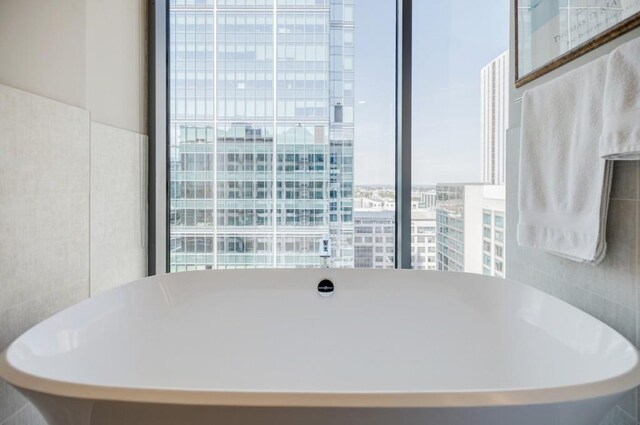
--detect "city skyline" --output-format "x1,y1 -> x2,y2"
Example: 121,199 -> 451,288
352,46 -> 509,275
167,0 -> 509,273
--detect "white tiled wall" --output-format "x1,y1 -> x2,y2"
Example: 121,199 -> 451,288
507,128 -> 640,425
0,84 -> 147,425
90,122 -> 148,295
0,0 -> 147,135
507,0 -> 640,419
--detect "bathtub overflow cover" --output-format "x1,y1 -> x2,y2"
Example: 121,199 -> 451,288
318,279 -> 334,297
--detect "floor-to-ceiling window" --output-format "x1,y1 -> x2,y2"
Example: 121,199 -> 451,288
164,0 -> 509,273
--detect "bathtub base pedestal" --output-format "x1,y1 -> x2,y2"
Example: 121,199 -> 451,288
24,389 -> 626,425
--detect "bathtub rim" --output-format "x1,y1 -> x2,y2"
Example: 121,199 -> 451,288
2,269 -> 640,409
1,351 -> 640,408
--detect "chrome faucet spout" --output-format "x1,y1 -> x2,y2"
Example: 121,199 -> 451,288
319,232 -> 332,268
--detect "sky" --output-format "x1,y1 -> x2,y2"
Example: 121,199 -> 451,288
354,0 -> 510,186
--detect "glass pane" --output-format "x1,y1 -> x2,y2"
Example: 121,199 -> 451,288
353,0 -> 396,269
517,0 -> 640,77
411,1 -> 509,276
168,0 -> 395,271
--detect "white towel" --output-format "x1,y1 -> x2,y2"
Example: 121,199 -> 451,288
600,37 -> 640,160
518,55 -> 613,264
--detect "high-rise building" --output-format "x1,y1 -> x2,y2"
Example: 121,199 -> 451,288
353,210 -> 395,269
481,192 -> 505,278
480,51 -> 508,186
435,184 -> 467,272
411,210 -> 437,270
418,189 -> 436,209
168,0 -> 355,271
435,183 -> 504,274
353,209 -> 436,270
435,51 -> 508,277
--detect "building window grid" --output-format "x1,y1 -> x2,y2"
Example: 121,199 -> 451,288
170,0 -> 354,271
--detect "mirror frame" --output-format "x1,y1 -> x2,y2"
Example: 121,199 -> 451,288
515,2 -> 640,87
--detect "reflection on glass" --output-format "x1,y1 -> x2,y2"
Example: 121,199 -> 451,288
517,0 -> 640,75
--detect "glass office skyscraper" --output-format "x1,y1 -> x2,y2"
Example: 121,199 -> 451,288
169,0 -> 354,271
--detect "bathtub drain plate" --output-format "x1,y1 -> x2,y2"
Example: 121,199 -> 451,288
318,279 -> 334,296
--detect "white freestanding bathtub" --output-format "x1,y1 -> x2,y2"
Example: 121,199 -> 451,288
1,269 -> 639,425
